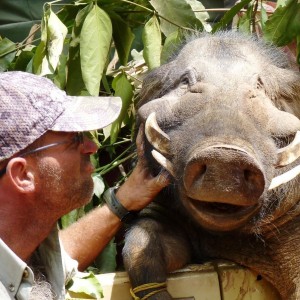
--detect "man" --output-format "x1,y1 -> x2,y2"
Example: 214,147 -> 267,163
0,71 -> 169,299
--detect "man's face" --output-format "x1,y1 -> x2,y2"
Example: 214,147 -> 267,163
31,131 -> 98,218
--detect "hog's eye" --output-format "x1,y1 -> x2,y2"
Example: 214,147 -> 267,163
180,76 -> 190,85
179,68 -> 197,87
273,133 -> 296,148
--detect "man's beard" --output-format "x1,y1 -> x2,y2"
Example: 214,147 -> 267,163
36,157 -> 94,214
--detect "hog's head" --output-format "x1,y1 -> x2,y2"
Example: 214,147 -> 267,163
137,31 -> 300,234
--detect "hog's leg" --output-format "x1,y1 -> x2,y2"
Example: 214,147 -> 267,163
123,218 -> 192,300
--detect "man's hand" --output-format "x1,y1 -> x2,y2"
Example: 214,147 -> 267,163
116,124 -> 170,211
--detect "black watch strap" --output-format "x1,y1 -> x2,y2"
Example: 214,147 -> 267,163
103,187 -> 138,224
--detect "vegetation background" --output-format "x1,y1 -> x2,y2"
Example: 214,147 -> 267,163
0,0 -> 299,297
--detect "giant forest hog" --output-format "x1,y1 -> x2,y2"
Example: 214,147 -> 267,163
123,31 -> 300,300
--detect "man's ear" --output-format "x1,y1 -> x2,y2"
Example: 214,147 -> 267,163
6,158 -> 36,193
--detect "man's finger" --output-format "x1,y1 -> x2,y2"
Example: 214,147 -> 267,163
136,124 -> 145,158
154,170 -> 171,187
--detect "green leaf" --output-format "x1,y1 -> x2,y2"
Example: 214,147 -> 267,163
94,238 -> 117,273
297,35 -> 300,65
284,2 -> 299,38
26,58 -> 34,73
276,0 -> 293,8
161,29 -> 184,64
0,38 -> 16,57
52,53 -> 67,90
80,4 -> 112,96
66,45 -> 88,95
109,11 -> 135,66
264,1 -> 300,46
212,0 -> 252,33
110,73 -> 134,143
75,0 -> 94,4
35,5 -> 66,76
0,38 -> 16,71
237,3 -> 252,34
56,4 -> 80,31
186,0 -> 211,32
13,50 -> 35,71
260,3 -> 268,31
92,174 -> 105,198
102,124 -> 112,141
46,9 -> 68,71
33,7 -> 51,75
101,74 -> 111,95
149,0 -> 204,36
60,207 -> 85,229
71,3 -> 93,48
142,15 -> 161,70
66,4 -> 92,96
67,272 -> 103,299
35,43 -> 52,75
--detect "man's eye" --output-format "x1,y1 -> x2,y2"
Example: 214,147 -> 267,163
73,132 -> 84,145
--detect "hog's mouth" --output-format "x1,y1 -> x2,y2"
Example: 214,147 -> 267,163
187,197 -> 259,231
189,198 -> 255,215
192,199 -> 250,214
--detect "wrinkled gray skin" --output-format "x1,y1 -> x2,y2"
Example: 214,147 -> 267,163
122,31 -> 300,300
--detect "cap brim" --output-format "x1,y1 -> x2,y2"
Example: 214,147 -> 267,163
51,96 -> 122,132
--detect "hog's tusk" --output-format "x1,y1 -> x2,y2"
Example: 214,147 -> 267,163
151,149 -> 175,177
145,112 -> 171,156
269,165 -> 300,190
276,131 -> 300,167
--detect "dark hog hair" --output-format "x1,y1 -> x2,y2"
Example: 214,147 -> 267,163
124,31 -> 300,300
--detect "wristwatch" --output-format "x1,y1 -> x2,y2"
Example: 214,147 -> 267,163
103,187 -> 139,224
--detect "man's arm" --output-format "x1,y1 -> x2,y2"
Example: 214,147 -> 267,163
60,127 -> 170,271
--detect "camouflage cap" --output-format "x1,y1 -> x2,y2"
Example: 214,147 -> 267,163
0,71 -> 122,161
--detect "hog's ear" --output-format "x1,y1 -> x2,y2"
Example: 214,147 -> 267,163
260,66 -> 300,118
138,61 -> 177,107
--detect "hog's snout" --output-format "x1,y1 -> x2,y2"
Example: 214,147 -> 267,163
184,145 -> 265,206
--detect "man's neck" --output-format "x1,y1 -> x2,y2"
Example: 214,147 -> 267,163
0,204 -> 56,262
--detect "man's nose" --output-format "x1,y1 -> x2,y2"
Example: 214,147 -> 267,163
81,137 -> 99,155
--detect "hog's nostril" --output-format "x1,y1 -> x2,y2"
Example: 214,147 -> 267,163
199,164 -> 207,176
193,164 -> 207,185
184,163 -> 207,191
243,169 -> 262,187
242,168 -> 265,199
244,169 -> 252,182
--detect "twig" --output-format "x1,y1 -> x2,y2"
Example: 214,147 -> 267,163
22,24 -> 41,45
252,0 -> 259,34
120,0 -> 197,33
100,153 -> 136,175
